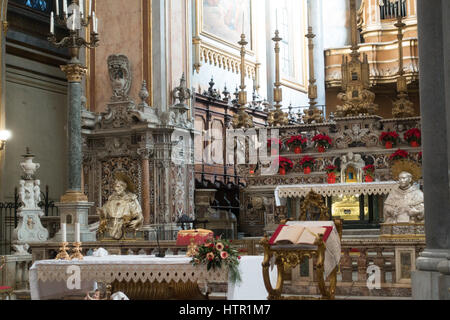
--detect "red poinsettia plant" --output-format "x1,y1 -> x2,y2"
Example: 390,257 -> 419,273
363,164 -> 375,177
191,236 -> 241,284
404,128 -> 421,145
267,138 -> 282,148
325,164 -> 338,174
389,149 -> 409,161
312,134 -> 332,149
299,156 -> 315,169
278,156 -> 294,170
380,131 -> 399,144
286,135 -> 308,149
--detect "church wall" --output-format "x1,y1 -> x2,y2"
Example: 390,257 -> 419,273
93,0 -> 144,113
3,54 -> 67,202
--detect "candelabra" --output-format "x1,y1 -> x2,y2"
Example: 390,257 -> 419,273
48,0 -> 99,203
392,14 -> 414,118
303,25 -> 324,124
231,33 -> 253,129
267,29 -> 288,127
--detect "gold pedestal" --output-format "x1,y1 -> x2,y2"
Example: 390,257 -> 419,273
60,190 -> 88,203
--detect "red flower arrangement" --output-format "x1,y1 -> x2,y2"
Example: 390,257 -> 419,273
363,164 -> 375,182
191,236 -> 241,284
404,128 -> 421,147
286,135 -> 307,150
325,164 -> 338,174
325,165 -> 338,183
278,156 -> 293,169
277,156 -> 293,175
389,149 -> 409,161
299,156 -> 315,169
267,138 -> 282,148
380,131 -> 399,149
268,138 -> 282,155
312,134 -> 332,151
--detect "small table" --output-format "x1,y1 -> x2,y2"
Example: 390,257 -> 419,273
29,255 -> 228,300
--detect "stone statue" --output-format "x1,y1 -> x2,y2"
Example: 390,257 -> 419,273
33,180 -> 41,208
97,173 -> 144,240
384,171 -> 424,223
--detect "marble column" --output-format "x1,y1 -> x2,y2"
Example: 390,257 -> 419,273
0,1 -> 8,201
141,152 -> 151,226
412,0 -> 450,300
54,63 -> 95,241
152,0 -> 168,112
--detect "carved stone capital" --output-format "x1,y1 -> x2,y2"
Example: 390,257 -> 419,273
60,64 -> 88,82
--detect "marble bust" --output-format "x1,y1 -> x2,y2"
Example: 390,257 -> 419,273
97,174 -> 144,240
384,171 -> 424,223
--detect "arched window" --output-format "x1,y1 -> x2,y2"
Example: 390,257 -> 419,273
11,0 -> 52,14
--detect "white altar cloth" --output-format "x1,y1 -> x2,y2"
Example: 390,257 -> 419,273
29,255 -> 227,300
275,181 -> 396,206
227,256 -> 278,300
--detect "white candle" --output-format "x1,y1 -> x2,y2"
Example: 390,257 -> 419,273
63,0 -> 67,17
75,223 -> 80,243
88,0 -> 92,17
242,12 -> 244,35
61,223 -> 67,243
276,9 -> 278,31
56,0 -> 59,16
50,11 -> 54,34
72,11 -> 76,30
308,3 -> 311,27
80,0 -> 84,18
93,11 -> 97,33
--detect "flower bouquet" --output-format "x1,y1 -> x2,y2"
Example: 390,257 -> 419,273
299,156 -> 315,174
312,134 -> 332,152
389,149 -> 409,161
277,156 -> 293,175
363,164 -> 375,182
325,164 -> 338,184
191,236 -> 241,284
267,138 -> 282,155
286,135 -> 307,154
380,131 -> 399,149
404,128 -> 421,147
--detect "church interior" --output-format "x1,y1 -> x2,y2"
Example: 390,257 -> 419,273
0,0 -> 449,302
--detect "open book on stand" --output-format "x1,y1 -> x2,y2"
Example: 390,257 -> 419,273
269,224 -> 333,245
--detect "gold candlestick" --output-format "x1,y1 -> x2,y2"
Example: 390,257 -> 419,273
232,32 -> 253,129
267,29 -> 288,127
55,242 -> 70,260
70,242 -> 84,260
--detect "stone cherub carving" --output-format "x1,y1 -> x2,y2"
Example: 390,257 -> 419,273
97,173 -> 144,240
384,171 -> 424,223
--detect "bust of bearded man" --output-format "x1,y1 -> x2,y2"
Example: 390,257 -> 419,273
384,171 -> 424,223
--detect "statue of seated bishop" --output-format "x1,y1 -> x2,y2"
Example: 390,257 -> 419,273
97,173 -> 144,240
